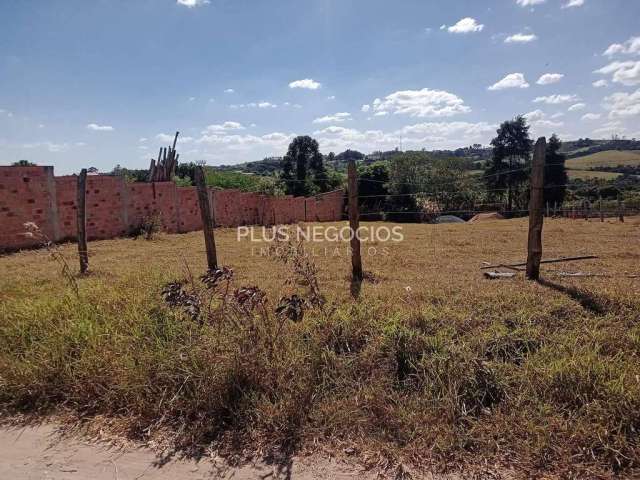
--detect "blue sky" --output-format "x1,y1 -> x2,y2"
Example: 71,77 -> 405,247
1,0 -> 639,174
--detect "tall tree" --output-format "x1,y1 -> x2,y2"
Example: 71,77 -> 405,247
281,136 -> 327,196
544,134 -> 568,207
358,162 -> 389,213
485,116 -> 533,213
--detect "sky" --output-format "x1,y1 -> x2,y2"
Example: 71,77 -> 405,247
1,0 -> 639,175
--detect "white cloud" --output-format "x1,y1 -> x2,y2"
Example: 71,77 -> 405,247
202,121 -> 245,133
86,123 -> 114,131
581,113 -> 601,121
592,79 -> 609,88
551,112 -> 565,119
224,88 -> 235,93
139,137 -> 148,142
537,73 -> 564,85
361,104 -> 371,113
603,89 -> 640,118
327,95 -> 336,100
593,120 -> 625,137
176,0 -> 210,7
488,73 -> 530,90
370,87 -> 471,117
562,0 -> 584,8
603,36 -> 640,57
289,78 -> 322,90
446,17 -> 484,34
312,121 -> 495,152
230,101 -> 277,109
595,60 -> 640,86
21,141 -> 74,153
568,102 -> 586,111
524,110 -> 564,130
505,33 -> 538,43
533,94 -> 580,104
516,0 -> 545,6
313,112 -> 352,124
188,96 -> 196,102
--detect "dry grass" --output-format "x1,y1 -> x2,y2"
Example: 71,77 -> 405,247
567,169 -> 622,181
566,150 -> 640,170
1,218 -> 640,478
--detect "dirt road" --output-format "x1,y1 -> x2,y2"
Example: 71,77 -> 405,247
0,424 -> 385,480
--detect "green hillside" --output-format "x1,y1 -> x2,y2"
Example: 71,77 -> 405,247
566,150 -> 640,170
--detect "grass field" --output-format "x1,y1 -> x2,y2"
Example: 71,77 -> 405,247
567,150 -> 640,170
567,169 -> 622,180
2,219 -> 640,478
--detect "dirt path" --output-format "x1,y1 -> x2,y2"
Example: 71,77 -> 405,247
1,424 -> 455,479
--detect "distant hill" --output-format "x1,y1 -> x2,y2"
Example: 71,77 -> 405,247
566,150 -> 640,170
211,145 -> 492,175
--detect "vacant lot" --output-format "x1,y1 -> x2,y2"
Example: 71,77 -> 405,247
1,218 -> 640,478
567,150 -> 640,170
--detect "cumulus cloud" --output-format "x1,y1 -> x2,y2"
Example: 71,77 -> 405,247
592,79 -> 609,88
370,88 -> 471,117
488,73 -> 530,90
505,33 -> 538,43
446,17 -> 484,34
581,113 -> 601,121
516,0 -> 545,6
176,0 -> 210,7
603,89 -> 640,118
595,60 -> 640,86
562,0 -> 584,8
524,110 -> 564,130
312,121 -> 494,152
361,104 -> 371,113
224,88 -> 235,93
537,73 -> 564,85
533,94 -> 580,104
568,103 -> 586,111
313,112 -> 351,124
603,36 -> 640,57
289,78 -> 321,90
86,123 -> 114,131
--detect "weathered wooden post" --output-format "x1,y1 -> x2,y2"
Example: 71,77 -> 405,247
618,196 -> 625,223
194,166 -> 218,270
526,137 -> 546,281
599,196 -> 604,222
76,168 -> 89,274
546,202 -> 550,218
347,159 -> 363,281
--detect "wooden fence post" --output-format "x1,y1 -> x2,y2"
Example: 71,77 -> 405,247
599,196 -> 604,222
348,159 -> 363,281
76,168 -> 89,274
194,166 -> 218,270
618,196 -> 625,223
526,137 -> 546,281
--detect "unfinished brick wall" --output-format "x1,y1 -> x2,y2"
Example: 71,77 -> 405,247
0,166 -> 345,252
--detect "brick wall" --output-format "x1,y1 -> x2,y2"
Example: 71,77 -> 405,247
0,166 -> 345,252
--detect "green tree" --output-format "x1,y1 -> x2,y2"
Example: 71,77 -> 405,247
358,162 -> 389,213
386,152 -> 431,222
544,134 -> 568,207
12,160 -> 36,166
281,136 -> 327,196
485,116 -> 533,213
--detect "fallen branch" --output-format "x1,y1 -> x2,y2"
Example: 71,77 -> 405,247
481,255 -> 598,270
484,271 -> 516,280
